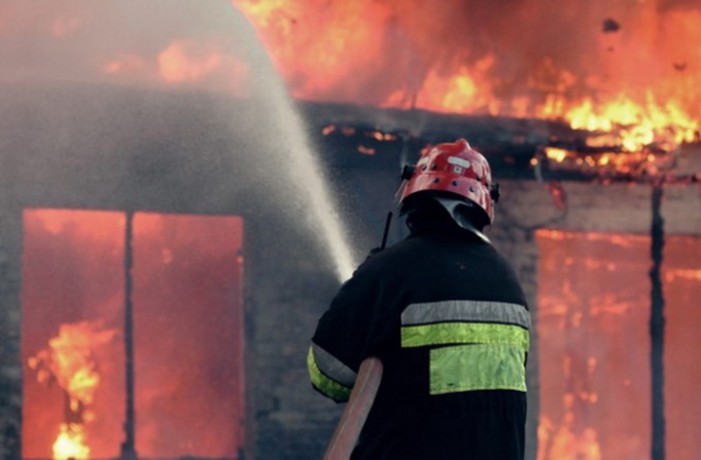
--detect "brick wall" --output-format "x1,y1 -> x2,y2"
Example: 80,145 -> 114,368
0,205 -> 22,460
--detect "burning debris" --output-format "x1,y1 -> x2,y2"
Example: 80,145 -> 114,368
242,0 -> 701,196
317,105 -> 700,187
2,0 -> 698,186
237,0 -> 701,132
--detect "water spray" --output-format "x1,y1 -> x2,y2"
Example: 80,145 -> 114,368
229,5 -> 357,282
275,110 -> 358,282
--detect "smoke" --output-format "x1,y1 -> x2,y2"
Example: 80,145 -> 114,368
0,1 -> 255,92
3,0 -> 700,109
237,0 -> 701,115
0,0 -> 358,280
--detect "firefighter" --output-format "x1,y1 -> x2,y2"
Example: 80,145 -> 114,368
308,138 -> 531,459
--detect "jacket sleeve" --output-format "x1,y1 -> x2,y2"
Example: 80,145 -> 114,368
307,265 -> 378,402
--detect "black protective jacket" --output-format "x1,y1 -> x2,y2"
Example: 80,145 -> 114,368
308,222 -> 530,459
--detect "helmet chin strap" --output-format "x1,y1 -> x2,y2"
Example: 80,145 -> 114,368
433,197 -> 491,244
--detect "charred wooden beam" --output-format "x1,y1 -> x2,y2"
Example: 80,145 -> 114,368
298,100 -> 700,184
650,183 -> 666,460
120,210 -> 138,460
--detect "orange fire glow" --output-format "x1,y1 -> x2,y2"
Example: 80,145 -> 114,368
235,0 -> 701,153
28,321 -> 118,460
537,401 -> 602,460
51,16 -> 81,38
536,230 -> 652,459
157,40 -> 223,83
541,146 -> 673,176
23,209 -> 246,459
53,423 -> 89,460
535,231 -> 701,459
6,1 -> 699,155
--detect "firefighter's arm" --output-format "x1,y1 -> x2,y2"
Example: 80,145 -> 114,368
308,265 -> 378,402
323,356 -> 383,460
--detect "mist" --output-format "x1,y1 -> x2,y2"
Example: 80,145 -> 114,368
0,0 -> 359,280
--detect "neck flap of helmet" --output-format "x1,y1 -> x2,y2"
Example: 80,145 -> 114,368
432,196 -> 491,244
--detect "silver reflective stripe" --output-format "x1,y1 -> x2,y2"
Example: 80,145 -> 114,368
310,342 -> 357,387
401,300 -> 530,329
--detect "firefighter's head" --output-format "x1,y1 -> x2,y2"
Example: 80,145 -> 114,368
398,138 -> 500,232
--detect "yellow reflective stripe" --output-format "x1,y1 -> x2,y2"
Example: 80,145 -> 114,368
401,322 -> 530,350
430,344 -> 527,394
306,347 -> 352,402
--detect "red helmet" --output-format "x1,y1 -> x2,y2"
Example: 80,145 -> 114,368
399,139 -> 499,225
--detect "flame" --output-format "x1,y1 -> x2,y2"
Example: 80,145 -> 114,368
4,0 -> 700,152
53,423 -> 90,460
24,210 -> 247,458
414,56 -> 498,115
30,321 -> 117,407
538,414 -> 602,460
564,93 -> 699,152
540,144 -> 676,177
235,0 -> 701,156
28,321 -> 118,460
536,230 -> 664,459
6,0 -> 696,156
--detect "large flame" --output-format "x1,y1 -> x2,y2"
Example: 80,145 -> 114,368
28,321 -> 118,460
235,0 -> 701,152
4,1 -> 698,155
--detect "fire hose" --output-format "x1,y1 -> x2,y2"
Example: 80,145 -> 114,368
323,213 -> 391,459
323,357 -> 383,460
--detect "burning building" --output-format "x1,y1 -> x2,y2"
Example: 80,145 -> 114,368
0,0 -> 699,459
